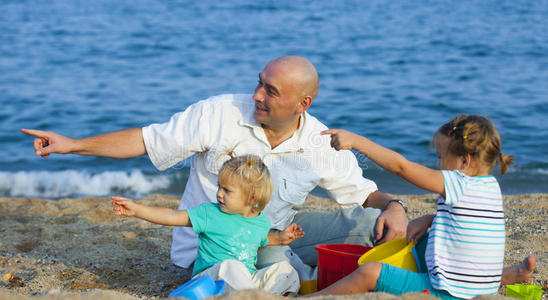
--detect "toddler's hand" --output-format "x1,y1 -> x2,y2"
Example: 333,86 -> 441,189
279,223 -> 305,245
111,196 -> 137,217
321,129 -> 360,151
406,215 -> 433,244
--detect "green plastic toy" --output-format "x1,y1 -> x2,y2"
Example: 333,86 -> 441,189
506,284 -> 543,300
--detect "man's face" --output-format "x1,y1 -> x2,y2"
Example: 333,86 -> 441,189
252,63 -> 302,129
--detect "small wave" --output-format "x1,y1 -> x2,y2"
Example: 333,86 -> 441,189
0,170 -> 170,198
531,168 -> 548,175
504,164 -> 548,176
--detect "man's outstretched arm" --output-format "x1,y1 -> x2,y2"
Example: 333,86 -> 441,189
21,128 -> 146,158
363,190 -> 408,244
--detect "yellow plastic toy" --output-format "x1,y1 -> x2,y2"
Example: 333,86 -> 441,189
299,280 -> 317,295
506,284 -> 543,300
358,238 -> 419,272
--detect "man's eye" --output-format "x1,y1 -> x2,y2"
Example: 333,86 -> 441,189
266,87 -> 277,96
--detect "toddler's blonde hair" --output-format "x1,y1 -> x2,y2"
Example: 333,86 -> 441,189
218,154 -> 273,213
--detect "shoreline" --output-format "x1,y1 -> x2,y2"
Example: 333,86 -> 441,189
1,194 -> 546,299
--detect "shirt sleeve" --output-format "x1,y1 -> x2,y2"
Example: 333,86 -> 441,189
441,170 -> 467,206
319,149 -> 378,206
142,98 -> 215,171
261,216 -> 271,247
187,203 -> 210,234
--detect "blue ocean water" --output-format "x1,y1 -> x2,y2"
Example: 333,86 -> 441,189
1,0 -> 547,198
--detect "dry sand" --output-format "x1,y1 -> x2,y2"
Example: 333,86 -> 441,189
0,194 -> 546,299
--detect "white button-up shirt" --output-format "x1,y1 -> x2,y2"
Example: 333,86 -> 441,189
142,94 -> 377,267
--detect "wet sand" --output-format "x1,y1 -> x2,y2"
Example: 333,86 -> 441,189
0,194 -> 546,299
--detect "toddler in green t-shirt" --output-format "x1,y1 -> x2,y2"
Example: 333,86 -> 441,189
111,154 -> 303,294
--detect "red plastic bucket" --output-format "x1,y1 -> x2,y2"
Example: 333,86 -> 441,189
315,244 -> 372,290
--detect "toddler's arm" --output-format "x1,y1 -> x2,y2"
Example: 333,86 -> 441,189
406,214 -> 435,243
267,223 -> 305,246
111,196 -> 191,226
322,129 -> 445,195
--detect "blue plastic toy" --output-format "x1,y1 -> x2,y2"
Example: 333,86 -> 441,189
168,275 -> 225,299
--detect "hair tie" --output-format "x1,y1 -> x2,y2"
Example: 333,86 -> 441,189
245,159 -> 255,168
463,135 -> 468,139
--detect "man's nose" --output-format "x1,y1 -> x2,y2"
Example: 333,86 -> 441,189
253,85 -> 265,102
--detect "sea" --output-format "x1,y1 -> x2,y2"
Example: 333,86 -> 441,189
1,0 -> 547,199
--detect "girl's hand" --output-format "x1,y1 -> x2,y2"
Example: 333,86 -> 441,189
279,223 -> 305,245
321,129 -> 361,151
111,196 -> 138,217
406,215 -> 434,244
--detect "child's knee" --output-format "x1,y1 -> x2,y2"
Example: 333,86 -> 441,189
220,259 -> 247,271
353,262 -> 383,291
357,262 -> 383,278
270,260 -> 293,271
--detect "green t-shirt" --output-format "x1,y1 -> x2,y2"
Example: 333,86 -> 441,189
187,202 -> 270,276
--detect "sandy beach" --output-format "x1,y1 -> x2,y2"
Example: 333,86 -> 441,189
0,194 -> 545,299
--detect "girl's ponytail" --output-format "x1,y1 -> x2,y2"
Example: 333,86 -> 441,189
499,154 -> 514,175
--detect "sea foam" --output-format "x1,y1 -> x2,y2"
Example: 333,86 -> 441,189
0,170 -> 170,198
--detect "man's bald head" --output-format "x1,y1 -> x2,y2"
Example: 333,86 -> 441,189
253,56 -> 319,132
265,56 -> 319,100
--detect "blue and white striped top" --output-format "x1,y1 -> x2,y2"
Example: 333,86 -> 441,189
425,170 -> 505,299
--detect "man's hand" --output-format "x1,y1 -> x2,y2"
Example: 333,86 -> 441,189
21,129 -> 76,158
375,201 -> 408,244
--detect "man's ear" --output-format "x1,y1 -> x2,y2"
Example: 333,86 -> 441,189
296,95 -> 313,114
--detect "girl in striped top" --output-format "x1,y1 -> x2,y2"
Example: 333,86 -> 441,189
316,115 -> 514,299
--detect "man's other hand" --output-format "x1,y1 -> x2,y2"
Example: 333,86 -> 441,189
21,129 -> 76,158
